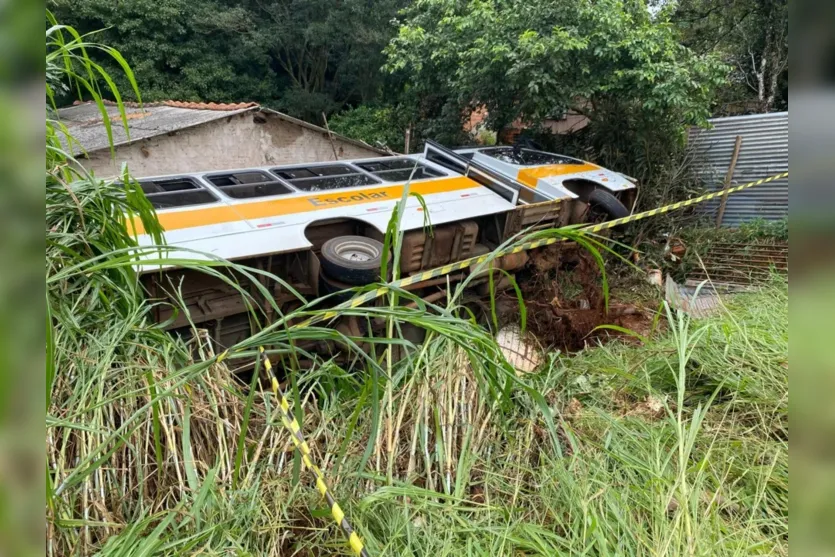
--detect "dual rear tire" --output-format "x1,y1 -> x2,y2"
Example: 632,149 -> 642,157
318,235 -> 385,301
320,235 -> 385,285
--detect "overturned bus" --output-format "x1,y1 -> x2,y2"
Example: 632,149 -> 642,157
131,141 -> 636,351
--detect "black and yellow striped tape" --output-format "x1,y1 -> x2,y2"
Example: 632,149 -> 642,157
297,171 -> 788,329
258,347 -> 369,557
581,172 -> 789,234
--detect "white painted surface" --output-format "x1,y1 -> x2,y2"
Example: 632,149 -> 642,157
536,167 -> 635,193
134,155 -> 517,270
137,184 -> 513,270
456,147 -> 636,200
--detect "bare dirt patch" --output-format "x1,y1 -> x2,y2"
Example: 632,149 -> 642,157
514,245 -> 661,352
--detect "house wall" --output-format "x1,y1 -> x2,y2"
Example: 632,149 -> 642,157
542,112 -> 589,135
81,111 -> 382,178
496,112 -> 590,144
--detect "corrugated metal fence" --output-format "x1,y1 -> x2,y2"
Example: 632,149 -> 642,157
688,112 -> 788,227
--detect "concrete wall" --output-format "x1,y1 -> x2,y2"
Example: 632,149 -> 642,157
81,110 -> 382,178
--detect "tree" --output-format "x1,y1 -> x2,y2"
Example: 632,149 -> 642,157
385,0 -> 727,138
673,0 -> 788,112
328,105 -> 407,151
253,0 -> 405,120
49,0 -> 279,103
48,0 -> 406,120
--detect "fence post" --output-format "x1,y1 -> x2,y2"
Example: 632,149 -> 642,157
716,135 -> 743,227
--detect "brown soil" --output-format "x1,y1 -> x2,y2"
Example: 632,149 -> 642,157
514,246 -> 660,352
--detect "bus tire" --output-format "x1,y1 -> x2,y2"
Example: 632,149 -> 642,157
588,189 -> 630,220
320,235 -> 384,285
318,271 -> 355,304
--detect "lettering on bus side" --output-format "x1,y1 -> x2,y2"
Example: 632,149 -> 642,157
308,191 -> 390,207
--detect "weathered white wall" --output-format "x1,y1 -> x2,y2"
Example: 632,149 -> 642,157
82,111 -> 382,178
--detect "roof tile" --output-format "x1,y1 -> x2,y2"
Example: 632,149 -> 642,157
75,99 -> 259,111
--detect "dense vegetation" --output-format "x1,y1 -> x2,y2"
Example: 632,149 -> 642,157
49,0 -> 787,154
48,0 -> 407,123
49,246 -> 790,555
673,0 -> 788,114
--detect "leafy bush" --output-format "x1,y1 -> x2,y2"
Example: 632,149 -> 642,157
736,217 -> 789,241
329,100 -> 473,152
49,0 -> 280,104
274,86 -> 341,124
329,105 -> 406,150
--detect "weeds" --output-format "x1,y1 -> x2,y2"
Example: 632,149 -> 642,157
348,276 -> 787,556
48,236 -> 789,555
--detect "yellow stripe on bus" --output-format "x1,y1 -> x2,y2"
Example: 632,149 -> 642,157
132,176 -> 481,234
516,163 -> 600,188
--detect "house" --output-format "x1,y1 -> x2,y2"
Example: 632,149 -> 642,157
58,100 -> 389,178
464,106 -> 589,145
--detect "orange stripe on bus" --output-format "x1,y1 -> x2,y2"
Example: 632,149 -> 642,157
516,163 -> 600,188
131,177 -> 479,234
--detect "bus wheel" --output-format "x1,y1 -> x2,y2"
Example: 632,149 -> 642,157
320,235 -> 384,285
587,189 -> 630,221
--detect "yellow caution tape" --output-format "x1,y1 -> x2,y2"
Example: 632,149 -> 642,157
258,347 -> 369,557
581,172 -> 789,234
294,171 -> 788,328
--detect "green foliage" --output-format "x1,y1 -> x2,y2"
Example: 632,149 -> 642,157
45,18 -> 599,554
673,0 -> 788,113
256,0 -> 403,101
385,0 -> 729,144
677,218 -> 789,249
736,217 -> 789,241
274,86 -> 341,125
49,0 -> 406,119
476,128 -> 497,146
627,218 -> 789,280
49,0 -> 279,103
329,105 -> 406,150
381,0 -> 732,188
46,9 -> 789,555
51,265 -> 789,554
667,218 -> 789,276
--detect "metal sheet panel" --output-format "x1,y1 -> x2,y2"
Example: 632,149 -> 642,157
687,112 -> 788,227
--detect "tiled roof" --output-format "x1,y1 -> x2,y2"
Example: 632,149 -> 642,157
60,101 -> 261,154
162,100 -> 258,110
76,99 -> 260,111
59,100 -> 389,156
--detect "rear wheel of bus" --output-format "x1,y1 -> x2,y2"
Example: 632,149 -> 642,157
319,235 -> 385,285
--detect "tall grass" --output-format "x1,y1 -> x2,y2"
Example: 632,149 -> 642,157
345,279 -> 788,556
48,231 -> 789,556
